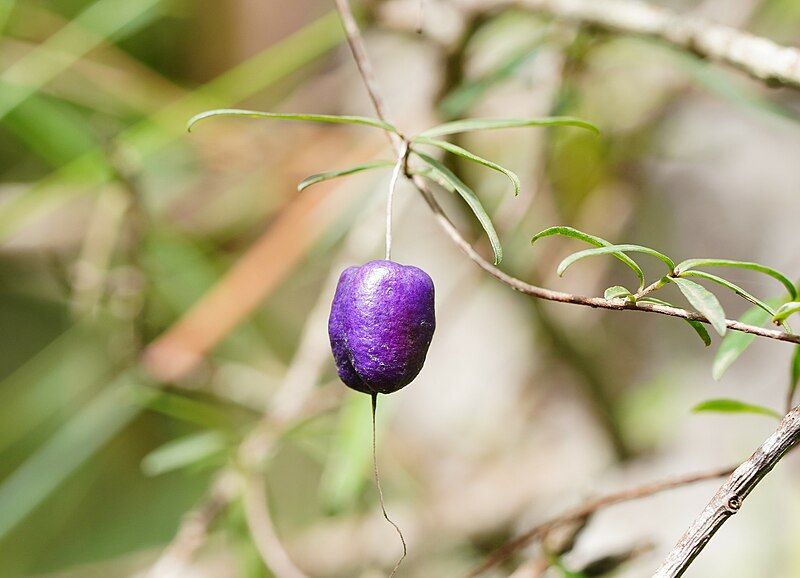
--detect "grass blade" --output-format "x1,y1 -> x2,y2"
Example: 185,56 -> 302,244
418,116 -> 599,138
670,277 -> 727,336
676,258 -> 796,300
0,0 -> 165,122
0,372 -> 152,540
412,136 -> 521,196
297,160 -> 395,191
414,151 -> 503,264
187,109 -> 397,133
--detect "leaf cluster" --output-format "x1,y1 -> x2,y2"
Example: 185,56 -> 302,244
187,109 -> 599,265
532,226 -> 800,420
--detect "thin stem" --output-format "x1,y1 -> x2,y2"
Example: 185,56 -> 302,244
386,141 -> 409,261
372,393 -> 407,577
634,276 -> 671,300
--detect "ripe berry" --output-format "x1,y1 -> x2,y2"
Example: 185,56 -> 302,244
328,260 -> 436,395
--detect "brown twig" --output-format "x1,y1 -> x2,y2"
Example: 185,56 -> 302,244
653,406 -> 800,577
465,465 -> 734,577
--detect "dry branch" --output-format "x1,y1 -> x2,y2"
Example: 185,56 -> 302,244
653,406 -> 800,577
465,466 -> 734,577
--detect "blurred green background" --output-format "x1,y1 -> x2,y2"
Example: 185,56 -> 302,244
1,1 -> 800,577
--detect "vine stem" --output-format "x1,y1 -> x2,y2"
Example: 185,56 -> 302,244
371,393 -> 407,577
385,141 -> 409,261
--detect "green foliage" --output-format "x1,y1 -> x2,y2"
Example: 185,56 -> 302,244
604,285 -> 633,300
534,226 -> 796,346
412,136 -> 521,196
712,306 -> 772,379
187,109 -> 399,133
533,226 -> 645,290
639,297 -> 712,346
297,160 -> 395,192
414,151 -> 504,264
669,277 -> 727,336
141,431 -> 228,477
0,375 -> 154,541
417,116 -> 599,138
675,258 -> 797,300
557,244 -> 676,277
677,270 -> 777,319
773,302 -> 800,324
188,110 -> 598,265
692,398 -> 782,420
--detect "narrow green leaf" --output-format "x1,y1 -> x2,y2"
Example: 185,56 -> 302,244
414,151 -> 503,264
417,116 -> 599,139
773,302 -> 800,324
412,136 -> 521,196
670,277 -> 727,336
141,431 -> 228,477
677,270 -> 777,317
604,285 -> 632,300
187,109 -> 397,133
557,244 -> 675,278
687,320 -> 713,347
297,160 -> 395,191
692,398 -> 782,420
676,258 -> 797,300
713,305 -> 772,380
532,227 -> 646,290
639,297 -> 712,346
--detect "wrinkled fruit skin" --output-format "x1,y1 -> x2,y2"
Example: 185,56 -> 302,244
328,260 -> 436,395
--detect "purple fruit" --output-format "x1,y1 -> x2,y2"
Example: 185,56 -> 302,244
328,260 -> 436,395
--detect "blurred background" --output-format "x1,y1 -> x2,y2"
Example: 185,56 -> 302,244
1,0 -> 800,576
